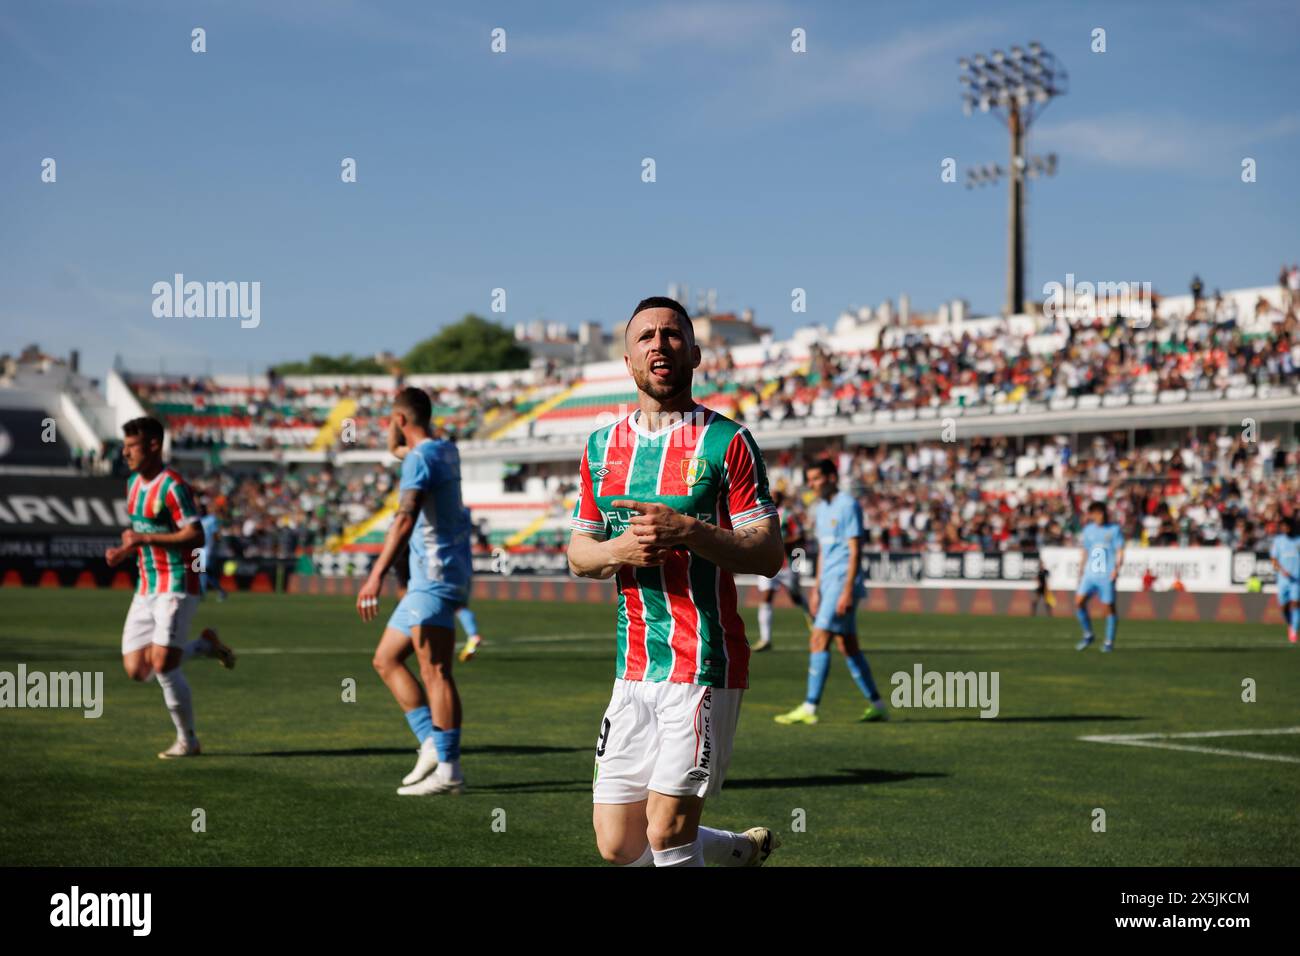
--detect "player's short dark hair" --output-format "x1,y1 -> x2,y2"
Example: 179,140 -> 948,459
805,457 -> 837,479
625,296 -> 693,344
393,386 -> 432,427
1088,501 -> 1107,519
122,416 -> 165,445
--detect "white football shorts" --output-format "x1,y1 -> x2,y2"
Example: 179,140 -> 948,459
121,593 -> 199,655
755,563 -> 795,593
592,678 -> 744,804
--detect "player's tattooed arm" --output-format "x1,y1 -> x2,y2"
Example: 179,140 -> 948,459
683,514 -> 784,577
368,488 -> 422,584
611,499 -> 782,577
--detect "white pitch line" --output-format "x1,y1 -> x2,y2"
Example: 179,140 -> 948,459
235,636 -> 1283,655
1079,727 -> 1300,764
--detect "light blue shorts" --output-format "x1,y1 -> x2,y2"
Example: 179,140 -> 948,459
814,578 -> 862,635
1077,577 -> 1116,606
387,588 -> 458,636
1278,580 -> 1300,606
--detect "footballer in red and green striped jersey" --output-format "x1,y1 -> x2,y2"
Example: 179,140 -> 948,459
572,405 -> 776,688
126,467 -> 202,595
572,297 -> 783,868
107,416 -> 236,761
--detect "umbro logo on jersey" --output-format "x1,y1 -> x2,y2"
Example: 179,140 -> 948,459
591,461 -> 622,479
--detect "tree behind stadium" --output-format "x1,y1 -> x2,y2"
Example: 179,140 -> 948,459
403,315 -> 530,373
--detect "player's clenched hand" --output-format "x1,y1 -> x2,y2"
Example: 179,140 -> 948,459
356,578 -> 382,622
809,589 -> 820,617
122,529 -> 146,549
611,499 -> 694,549
610,527 -> 669,568
835,590 -> 853,617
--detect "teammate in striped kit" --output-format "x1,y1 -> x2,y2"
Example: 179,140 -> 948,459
104,417 -> 236,759
568,297 -> 784,868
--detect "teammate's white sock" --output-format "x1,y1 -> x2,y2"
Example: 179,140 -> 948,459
155,668 -> 196,743
621,845 -> 654,867
698,826 -> 751,866
180,637 -> 209,663
435,759 -> 463,782
653,838 -> 704,867
803,701 -> 818,715
757,604 -> 773,644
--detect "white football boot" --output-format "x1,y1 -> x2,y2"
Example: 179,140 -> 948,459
397,764 -> 465,796
158,737 -> 201,759
402,737 -> 440,786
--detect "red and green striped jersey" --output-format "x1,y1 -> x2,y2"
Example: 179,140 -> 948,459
126,467 -> 201,595
570,404 -> 777,689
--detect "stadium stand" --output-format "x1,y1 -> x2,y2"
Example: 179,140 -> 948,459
100,276 -> 1298,565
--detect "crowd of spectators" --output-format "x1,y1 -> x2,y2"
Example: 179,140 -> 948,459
760,430 -> 1297,555
128,287 -> 1300,451
727,297 -> 1299,427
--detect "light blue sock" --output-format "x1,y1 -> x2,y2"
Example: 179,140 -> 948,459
433,726 -> 461,762
404,705 -> 435,744
1104,615 -> 1117,644
1075,606 -> 1093,637
456,606 -> 479,637
805,650 -> 831,706
1289,606 -> 1299,631
845,651 -> 882,703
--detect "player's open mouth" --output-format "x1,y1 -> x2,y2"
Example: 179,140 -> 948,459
650,358 -> 673,380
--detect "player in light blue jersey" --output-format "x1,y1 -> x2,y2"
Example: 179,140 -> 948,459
454,506 -> 484,661
197,502 -> 227,602
775,458 -> 887,725
1075,501 -> 1125,652
1268,517 -> 1300,644
357,387 -> 472,795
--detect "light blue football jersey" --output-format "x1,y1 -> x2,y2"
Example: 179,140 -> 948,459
400,438 -> 472,596
1080,522 -> 1123,578
1270,534 -> 1300,583
815,491 -> 863,584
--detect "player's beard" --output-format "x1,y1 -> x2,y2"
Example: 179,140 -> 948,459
631,361 -> 693,404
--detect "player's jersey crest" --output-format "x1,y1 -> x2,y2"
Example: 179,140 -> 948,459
682,457 -> 707,487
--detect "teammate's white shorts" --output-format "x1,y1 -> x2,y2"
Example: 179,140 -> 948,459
756,564 -> 795,594
121,593 -> 199,655
592,678 -> 744,804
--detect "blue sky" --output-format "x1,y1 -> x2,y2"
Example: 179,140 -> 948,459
2,0 -> 1297,379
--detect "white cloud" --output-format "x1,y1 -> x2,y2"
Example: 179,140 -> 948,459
1035,112 -> 1300,173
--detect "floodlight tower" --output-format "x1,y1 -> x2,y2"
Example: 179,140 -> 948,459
959,42 -> 1067,315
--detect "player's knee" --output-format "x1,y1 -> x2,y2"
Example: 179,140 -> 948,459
645,818 -> 691,851
595,835 -> 644,866
125,663 -> 152,682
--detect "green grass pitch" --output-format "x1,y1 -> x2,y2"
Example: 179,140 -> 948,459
1,589 -> 1297,866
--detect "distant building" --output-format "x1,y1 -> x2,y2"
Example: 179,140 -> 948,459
691,310 -> 771,348
515,320 -> 613,366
